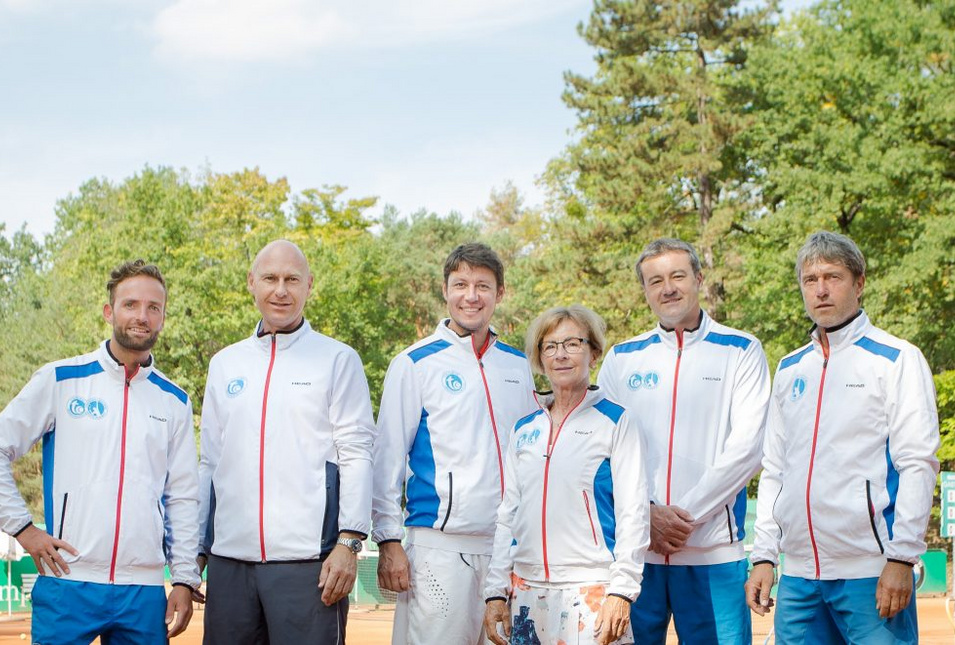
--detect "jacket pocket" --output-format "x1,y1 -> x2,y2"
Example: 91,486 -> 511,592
582,491 -> 598,546
440,472 -> 454,531
57,493 -> 68,540
116,481 -> 165,568
866,480 -> 885,554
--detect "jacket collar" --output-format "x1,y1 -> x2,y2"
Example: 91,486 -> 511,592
434,318 -> 498,354
97,340 -> 154,383
655,309 -> 710,349
810,309 -> 869,353
534,385 -> 603,419
252,317 -> 311,351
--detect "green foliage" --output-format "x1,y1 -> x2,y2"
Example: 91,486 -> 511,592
935,371 -> 955,469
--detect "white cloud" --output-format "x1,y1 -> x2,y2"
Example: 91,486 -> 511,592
153,0 -> 586,62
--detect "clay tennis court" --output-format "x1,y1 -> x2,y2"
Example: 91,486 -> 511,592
0,598 -> 952,643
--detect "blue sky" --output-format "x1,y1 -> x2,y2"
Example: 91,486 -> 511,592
0,0 -> 814,238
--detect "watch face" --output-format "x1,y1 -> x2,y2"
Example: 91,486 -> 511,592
339,538 -> 362,553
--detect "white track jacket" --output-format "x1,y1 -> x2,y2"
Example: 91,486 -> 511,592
597,311 -> 770,565
372,321 -> 537,551
751,311 -> 940,580
199,320 -> 376,562
484,388 -> 650,601
0,342 -> 200,587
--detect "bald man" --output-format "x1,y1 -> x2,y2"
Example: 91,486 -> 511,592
197,240 -> 377,644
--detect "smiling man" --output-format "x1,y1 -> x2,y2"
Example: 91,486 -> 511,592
198,240 -> 376,644
597,238 -> 770,644
372,242 -> 538,644
0,259 -> 200,643
746,231 -> 940,643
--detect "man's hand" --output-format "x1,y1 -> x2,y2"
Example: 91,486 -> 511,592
318,544 -> 357,606
377,542 -> 410,593
745,562 -> 776,616
594,595 -> 630,645
876,560 -> 913,619
649,505 -> 694,555
484,599 -> 511,645
16,525 -> 78,577
165,585 -> 194,638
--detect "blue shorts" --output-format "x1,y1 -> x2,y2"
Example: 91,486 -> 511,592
631,560 -> 751,644
31,576 -> 167,645
774,575 -> 918,644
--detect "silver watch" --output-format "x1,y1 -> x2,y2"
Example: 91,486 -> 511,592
336,537 -> 363,554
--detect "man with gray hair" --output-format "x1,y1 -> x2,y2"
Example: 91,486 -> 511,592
746,231 -> 939,642
597,237 -> 770,643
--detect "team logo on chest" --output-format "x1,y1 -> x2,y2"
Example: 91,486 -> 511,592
790,376 -> 807,402
516,428 -> 541,450
443,372 -> 465,394
226,377 -> 246,398
627,371 -> 660,391
67,397 -> 107,420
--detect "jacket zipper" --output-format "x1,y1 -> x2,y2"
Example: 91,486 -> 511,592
109,365 -> 138,583
57,493 -> 68,540
805,334 -> 829,579
440,473 -> 454,531
259,335 -> 278,562
724,505 -> 734,544
664,330 -> 684,565
583,491 -> 598,545
474,334 -> 505,499
866,480 -> 885,554
541,393 -> 586,581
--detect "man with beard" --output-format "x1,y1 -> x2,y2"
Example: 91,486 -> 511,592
198,240 -> 376,644
0,259 -> 201,644
373,242 -> 538,644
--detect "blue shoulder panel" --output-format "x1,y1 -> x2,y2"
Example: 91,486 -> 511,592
779,345 -> 813,371
408,340 -> 452,364
55,361 -> 104,382
495,342 -> 526,359
613,335 -> 661,355
593,398 -> 624,425
147,372 -> 188,405
514,409 -> 544,433
855,336 -> 901,363
703,332 -> 752,351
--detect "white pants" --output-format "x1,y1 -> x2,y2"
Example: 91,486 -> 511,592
391,542 -> 492,645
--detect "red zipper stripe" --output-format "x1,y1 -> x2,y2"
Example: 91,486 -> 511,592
109,366 -> 137,583
541,392 -> 586,581
806,336 -> 829,579
258,336 -> 278,562
474,334 -> 505,499
664,331 -> 684,565
583,491 -> 598,545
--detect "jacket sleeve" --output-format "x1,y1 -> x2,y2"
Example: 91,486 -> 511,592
673,339 -> 770,523
750,385 -> 786,566
882,344 -> 940,564
197,358 -> 223,556
607,409 -> 650,600
484,424 -> 521,600
372,354 -> 422,543
164,397 -> 201,588
0,365 -> 56,536
330,348 -> 377,538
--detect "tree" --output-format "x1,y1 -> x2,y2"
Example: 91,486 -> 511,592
729,0 -> 955,368
558,0 -> 777,317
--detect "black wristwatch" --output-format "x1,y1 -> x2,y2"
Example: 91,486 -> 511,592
336,537 -> 363,554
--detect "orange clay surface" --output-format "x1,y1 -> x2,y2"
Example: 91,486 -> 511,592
0,598 -> 951,644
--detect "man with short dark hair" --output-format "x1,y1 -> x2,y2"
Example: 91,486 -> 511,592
0,259 -> 200,644
746,231 -> 940,643
198,239 -> 376,644
597,237 -> 770,643
373,242 -> 538,644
